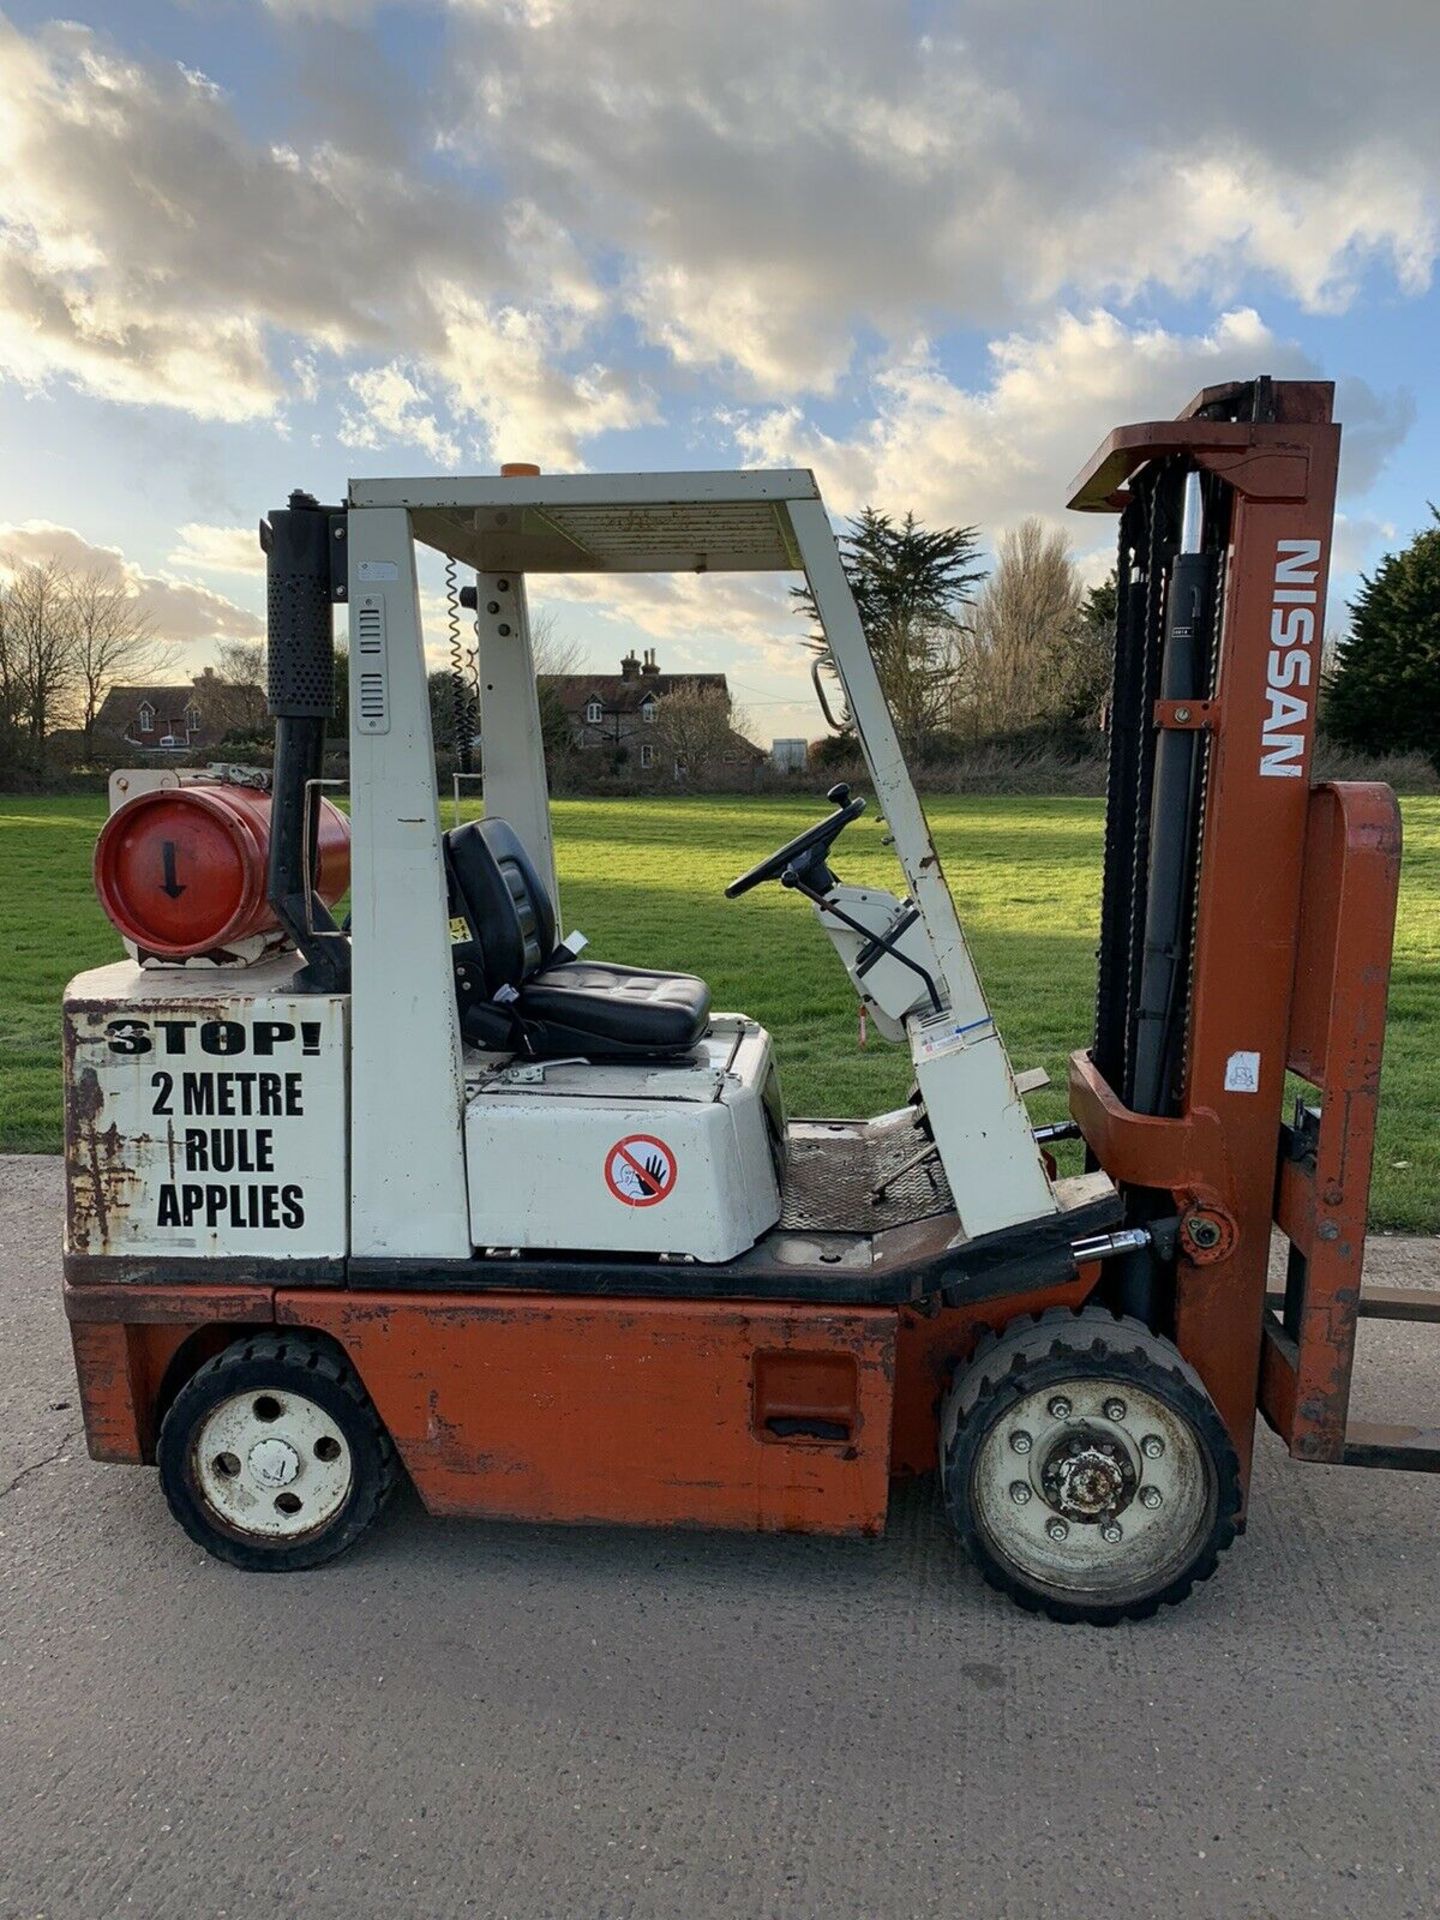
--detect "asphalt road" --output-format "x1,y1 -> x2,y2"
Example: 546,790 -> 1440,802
4,1153 -> 1440,1920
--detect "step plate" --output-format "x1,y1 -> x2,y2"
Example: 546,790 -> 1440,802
780,1118 -> 951,1235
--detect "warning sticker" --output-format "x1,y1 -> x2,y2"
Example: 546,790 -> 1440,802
913,1008 -> 994,1062
1224,1049 -> 1261,1093
604,1133 -> 677,1208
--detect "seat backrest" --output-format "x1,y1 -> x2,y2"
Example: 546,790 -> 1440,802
445,818 -> 557,989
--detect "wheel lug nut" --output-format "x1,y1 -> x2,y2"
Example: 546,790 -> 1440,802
1010,1481 -> 1031,1505
1101,1522 -> 1123,1543
1046,1517 -> 1069,1542
1048,1397 -> 1072,1420
1009,1430 -> 1032,1454
1103,1398 -> 1127,1422
1140,1486 -> 1163,1509
1141,1434 -> 1164,1458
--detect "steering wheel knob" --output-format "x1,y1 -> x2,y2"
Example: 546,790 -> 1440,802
826,782 -> 851,807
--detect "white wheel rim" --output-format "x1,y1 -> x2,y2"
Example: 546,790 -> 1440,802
192,1387 -> 354,1542
970,1375 -> 1214,1602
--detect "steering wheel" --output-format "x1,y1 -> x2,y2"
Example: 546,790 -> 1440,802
724,784 -> 867,898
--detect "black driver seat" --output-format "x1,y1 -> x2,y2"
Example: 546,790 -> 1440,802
445,818 -> 711,1059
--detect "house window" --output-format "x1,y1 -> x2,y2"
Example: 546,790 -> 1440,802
641,697 -> 658,724
137,702 -> 154,734
640,743 -> 655,769
585,698 -> 603,724
185,704 -> 201,732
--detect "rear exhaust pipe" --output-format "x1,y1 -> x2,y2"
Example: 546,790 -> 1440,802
260,491 -> 350,992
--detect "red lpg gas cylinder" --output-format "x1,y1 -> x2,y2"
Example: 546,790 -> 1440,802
94,786 -> 350,959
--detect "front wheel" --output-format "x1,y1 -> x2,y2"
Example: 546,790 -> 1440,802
941,1308 -> 1241,1625
158,1333 -> 397,1571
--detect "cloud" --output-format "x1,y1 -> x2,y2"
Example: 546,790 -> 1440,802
626,266 -> 856,402
448,0 -> 1440,394
262,0 -> 383,16
0,22 -> 376,419
340,362 -> 461,465
1331,377 -> 1418,496
431,294 -> 656,467
0,521 -> 262,642
729,308 -> 1411,543
0,14 -> 628,462
2,2 -> 1430,478
167,524 -> 266,576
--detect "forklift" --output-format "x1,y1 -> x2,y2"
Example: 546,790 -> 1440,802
62,377 -> 1423,1625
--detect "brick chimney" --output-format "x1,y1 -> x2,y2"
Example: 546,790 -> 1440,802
620,649 -> 641,680
640,647 -> 660,678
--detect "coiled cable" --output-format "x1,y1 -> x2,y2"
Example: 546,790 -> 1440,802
445,554 -> 472,774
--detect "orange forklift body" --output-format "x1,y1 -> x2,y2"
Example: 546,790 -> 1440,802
65,1276 -> 1095,1530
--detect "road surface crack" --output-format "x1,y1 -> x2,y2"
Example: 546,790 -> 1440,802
0,1427 -> 83,1505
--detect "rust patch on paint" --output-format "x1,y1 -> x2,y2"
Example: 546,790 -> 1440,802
65,1047 -> 142,1256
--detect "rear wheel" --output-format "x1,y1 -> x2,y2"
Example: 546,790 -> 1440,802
941,1308 -> 1240,1625
158,1334 -> 397,1571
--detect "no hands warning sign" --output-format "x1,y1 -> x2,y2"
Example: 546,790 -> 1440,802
604,1133 -> 677,1208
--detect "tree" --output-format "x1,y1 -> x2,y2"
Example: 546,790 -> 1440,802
1082,574 -> 1118,632
653,684 -> 748,784
1324,509 -> 1440,768
537,680 -> 574,763
68,569 -> 171,761
961,519 -> 1084,738
796,508 -> 984,753
517,607 -> 587,769
0,589 -> 23,782
427,666 -> 475,762
210,640 -> 271,741
1066,571 -> 1118,731
331,645 -> 349,740
0,551 -> 263,781
529,605 -> 583,678
0,557 -> 78,775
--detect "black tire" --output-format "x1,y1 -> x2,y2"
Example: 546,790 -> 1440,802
941,1307 -> 1241,1625
157,1333 -> 398,1572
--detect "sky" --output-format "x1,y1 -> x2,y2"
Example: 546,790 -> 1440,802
1,0 -> 1436,744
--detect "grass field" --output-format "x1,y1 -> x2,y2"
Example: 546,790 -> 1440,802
3,791 -> 1436,1230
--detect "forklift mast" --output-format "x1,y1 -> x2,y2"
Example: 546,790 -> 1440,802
1068,377 -> 1412,1481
